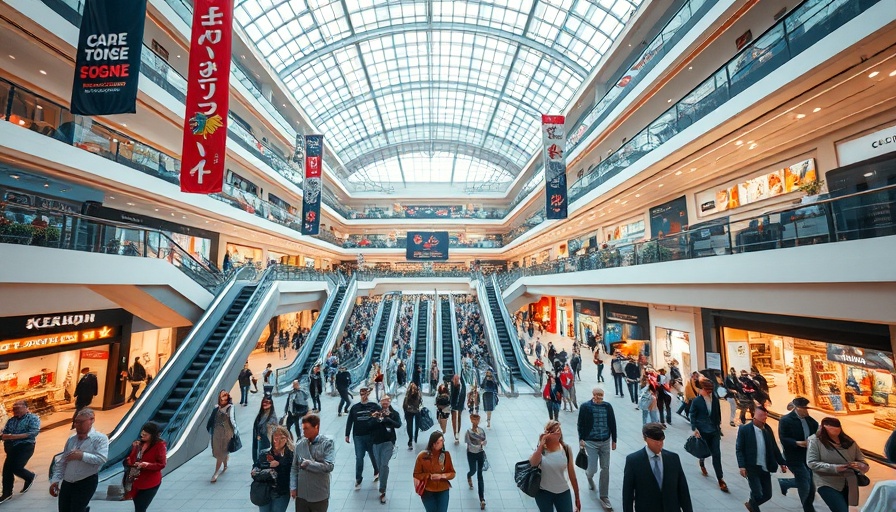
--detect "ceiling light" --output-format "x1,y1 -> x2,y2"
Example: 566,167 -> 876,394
890,70 -> 896,77
36,105 -> 43,110
126,202 -> 135,206
177,55 -> 182,59
795,113 -> 806,119
8,55 -> 14,59
614,199 -> 620,203
667,99 -> 672,103
658,183 -> 664,188
182,215 -> 187,219
747,140 -> 754,144
109,196 -> 115,199
122,123 -> 127,127
863,172 -> 874,177
813,107 -> 821,113
675,170 -> 682,176
171,213 -> 175,216
868,71 -> 879,78
10,174 -> 19,179
749,143 -> 758,150
154,208 -> 159,212
241,55 -> 246,59
688,66 -> 693,70
621,200 -> 628,205
112,138 -> 118,143
39,70 -> 47,75
735,140 -> 744,146
635,193 -> 640,198
17,120 -> 25,125
690,167 -> 697,172
43,182 -> 50,188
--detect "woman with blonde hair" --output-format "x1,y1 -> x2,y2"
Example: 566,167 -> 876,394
528,420 -> 581,512
251,425 -> 294,512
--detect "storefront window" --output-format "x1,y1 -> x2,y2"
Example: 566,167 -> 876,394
226,242 -> 263,266
655,327 -> 691,376
724,328 -> 896,446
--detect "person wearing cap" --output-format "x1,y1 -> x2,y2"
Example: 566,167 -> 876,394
690,378 -> 728,493
736,405 -> 787,512
778,397 -> 819,511
622,423 -> 692,512
345,386 -> 381,490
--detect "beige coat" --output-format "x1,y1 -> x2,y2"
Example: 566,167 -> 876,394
806,434 -> 866,491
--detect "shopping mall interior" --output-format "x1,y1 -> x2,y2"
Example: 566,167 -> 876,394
0,0 -> 895,511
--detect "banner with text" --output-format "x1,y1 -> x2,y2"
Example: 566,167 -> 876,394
70,0 -> 147,115
406,231 -> 449,260
180,0 -> 234,194
301,135 -> 324,235
542,115 -> 568,219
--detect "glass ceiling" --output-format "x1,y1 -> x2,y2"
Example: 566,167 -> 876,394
234,0 -> 643,192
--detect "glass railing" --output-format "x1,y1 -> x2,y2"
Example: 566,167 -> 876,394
495,184 -> 896,290
567,0 -> 716,150
0,202 -> 224,292
567,0 -> 878,204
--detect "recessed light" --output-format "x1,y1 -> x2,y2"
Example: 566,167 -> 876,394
621,200 -> 628,205
154,208 -> 159,211
182,216 -> 187,219
747,140 -> 754,144
10,174 -> 19,179
658,183 -> 664,188
812,107 -> 821,113
634,194 -> 640,198
43,183 -> 50,188
614,199 -> 620,203
735,140 -> 744,146
863,172 -> 874,178
890,70 -> 896,77
177,55 -> 182,59
39,70 -> 46,75
675,170 -> 682,176
690,167 -> 697,172
749,143 -> 758,150
8,55 -> 14,59
126,202 -> 136,206
241,55 -> 246,59
868,71 -> 879,78
109,196 -> 115,200
206,220 -> 210,223
688,66 -> 693,70
36,105 -> 43,110
282,103 -> 286,107
795,114 -> 806,119
17,120 -> 25,125
122,123 -> 127,127
667,99 -> 672,103
171,213 -> 176,216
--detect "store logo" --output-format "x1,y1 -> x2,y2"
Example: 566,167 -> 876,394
26,313 -> 96,330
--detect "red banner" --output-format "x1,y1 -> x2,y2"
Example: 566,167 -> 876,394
180,0 -> 234,194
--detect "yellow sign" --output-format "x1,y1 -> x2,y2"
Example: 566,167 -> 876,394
0,326 -> 118,357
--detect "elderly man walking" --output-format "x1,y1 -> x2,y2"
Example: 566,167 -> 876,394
50,408 -> 109,512
578,387 -> 617,510
0,400 -> 40,504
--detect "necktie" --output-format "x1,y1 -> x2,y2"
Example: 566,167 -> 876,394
652,455 -> 663,487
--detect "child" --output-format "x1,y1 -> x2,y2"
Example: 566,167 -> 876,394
465,414 -> 488,510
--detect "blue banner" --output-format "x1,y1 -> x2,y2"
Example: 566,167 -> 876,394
406,231 -> 449,260
301,135 -> 323,236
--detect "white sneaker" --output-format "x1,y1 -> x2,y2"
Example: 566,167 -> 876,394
600,497 -> 613,510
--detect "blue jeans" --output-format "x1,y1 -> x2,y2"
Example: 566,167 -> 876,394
745,467 -> 772,512
535,488 -> 573,512
584,439 -> 611,498
239,385 -> 250,405
612,374 -> 624,396
641,408 -> 660,425
371,442 -> 393,493
817,485 -> 849,512
627,382 -> 639,403
258,493 -> 290,512
353,434 -> 378,483
779,460 -> 816,512
467,451 -> 485,501
421,490 -> 450,512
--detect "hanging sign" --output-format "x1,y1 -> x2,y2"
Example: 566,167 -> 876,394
70,0 -> 147,115
542,115 -> 568,219
301,135 -> 324,235
180,0 -> 234,194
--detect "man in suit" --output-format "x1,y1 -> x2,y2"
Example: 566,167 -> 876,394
622,422 -> 692,512
736,405 -> 787,512
690,378 -> 728,492
777,397 -> 819,511
72,368 -> 98,426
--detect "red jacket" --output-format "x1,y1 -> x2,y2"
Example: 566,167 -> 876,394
559,370 -> 574,389
125,440 -> 167,498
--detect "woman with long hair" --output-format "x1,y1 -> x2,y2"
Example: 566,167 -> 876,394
449,374 -> 466,443
807,417 -> 869,512
208,390 -> 238,483
413,431 -> 456,512
638,375 -> 659,425
403,382 -> 424,449
543,373 -> 563,421
252,396 -> 279,464
435,382 -> 451,434
251,426 -> 294,512
124,422 -> 167,511
481,371 -> 499,428
528,420 -> 581,512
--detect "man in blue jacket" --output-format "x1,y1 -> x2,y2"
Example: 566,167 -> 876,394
777,397 -> 818,511
736,405 -> 787,512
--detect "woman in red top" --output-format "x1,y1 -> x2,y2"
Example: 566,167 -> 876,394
124,421 -> 167,511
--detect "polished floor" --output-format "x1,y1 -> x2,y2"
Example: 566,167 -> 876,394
7,332 -> 893,511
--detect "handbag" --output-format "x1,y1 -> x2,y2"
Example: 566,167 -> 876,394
575,448 -> 588,470
833,447 -> 870,487
513,460 -> 542,498
228,433 -> 242,453
684,435 -> 712,459
250,479 -> 273,506
413,476 -> 428,496
121,445 -> 143,498
418,407 -> 435,431
483,453 -> 490,472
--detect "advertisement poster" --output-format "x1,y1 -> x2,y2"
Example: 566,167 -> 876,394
573,300 -> 601,349
648,196 -> 688,237
697,158 -> 815,217
542,115 -> 568,219
301,135 -> 324,235
70,0 -> 147,115
602,303 -> 650,352
405,206 -> 452,219
406,231 -> 449,260
180,0 -> 234,194
826,343 -> 895,373
605,216 -> 646,243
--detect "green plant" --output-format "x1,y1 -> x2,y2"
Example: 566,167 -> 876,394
638,240 -> 672,264
31,225 -> 61,247
0,222 -> 34,244
797,179 -> 825,195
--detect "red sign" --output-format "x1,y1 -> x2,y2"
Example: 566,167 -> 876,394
180,0 -> 234,194
80,350 -> 109,359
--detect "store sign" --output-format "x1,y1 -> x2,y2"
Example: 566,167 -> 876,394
826,343 -> 895,373
836,123 -> 896,166
696,158 -> 816,217
26,313 -> 96,330
81,349 -> 109,359
542,115 -> 568,220
0,326 -> 119,357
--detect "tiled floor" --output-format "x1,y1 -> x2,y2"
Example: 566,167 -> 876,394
6,332 -> 892,511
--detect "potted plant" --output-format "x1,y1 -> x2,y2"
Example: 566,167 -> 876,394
638,240 -> 672,264
798,179 -> 825,203
0,222 -> 34,245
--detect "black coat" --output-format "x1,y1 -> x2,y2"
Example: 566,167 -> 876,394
74,373 -> 98,406
736,422 -> 786,472
689,394 -> 721,434
777,410 -> 819,464
309,373 -> 323,398
622,448 -> 692,512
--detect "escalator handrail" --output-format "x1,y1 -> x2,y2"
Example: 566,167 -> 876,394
434,294 -> 443,380
472,273 -> 515,394
489,274 -> 538,385
309,276 -> 359,373
275,279 -> 344,388
447,294 -> 462,378
348,294 -> 396,387
378,294 -> 403,394
424,299 -> 433,380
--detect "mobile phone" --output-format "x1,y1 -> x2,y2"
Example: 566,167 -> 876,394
266,453 -> 274,461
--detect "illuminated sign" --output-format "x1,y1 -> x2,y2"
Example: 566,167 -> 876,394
0,326 -> 118,356
26,313 -> 97,330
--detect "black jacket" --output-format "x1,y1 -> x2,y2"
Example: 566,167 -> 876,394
777,410 -> 819,464
689,394 -> 721,434
371,406 -> 402,445
622,448 -> 692,512
345,401 -> 381,437
335,370 -> 351,391
624,361 -> 641,382
736,422 -> 786,472
577,400 -> 617,443
309,373 -> 323,397
449,380 -> 466,410
74,373 -> 98,405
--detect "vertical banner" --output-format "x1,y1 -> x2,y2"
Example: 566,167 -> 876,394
301,135 -> 324,235
70,0 -> 147,115
180,0 -> 234,194
542,115 -> 568,219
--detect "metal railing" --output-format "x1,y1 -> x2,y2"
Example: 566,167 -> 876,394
472,274 -> 515,395
489,274 -> 538,386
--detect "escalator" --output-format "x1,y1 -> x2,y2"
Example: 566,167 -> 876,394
440,298 -> 456,381
485,282 -> 523,380
414,300 -> 429,371
358,298 -> 396,383
294,284 -> 347,378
